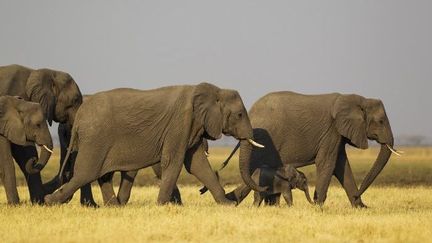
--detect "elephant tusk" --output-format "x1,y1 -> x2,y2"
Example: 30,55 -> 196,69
42,145 -> 53,154
247,139 -> 265,148
386,144 -> 402,156
204,151 -> 209,157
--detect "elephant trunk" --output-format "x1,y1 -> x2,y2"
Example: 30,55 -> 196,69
356,142 -> 392,197
302,185 -> 314,205
25,143 -> 53,174
239,140 -> 267,192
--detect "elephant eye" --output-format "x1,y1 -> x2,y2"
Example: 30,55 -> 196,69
237,112 -> 243,119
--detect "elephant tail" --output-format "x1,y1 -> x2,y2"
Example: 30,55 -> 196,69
199,142 -> 240,194
58,125 -> 78,185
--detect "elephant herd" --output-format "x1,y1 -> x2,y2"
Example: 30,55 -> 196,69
0,64 -> 401,208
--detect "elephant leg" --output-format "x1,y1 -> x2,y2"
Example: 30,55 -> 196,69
282,190 -> 293,206
80,183 -> 98,207
152,164 -> 182,205
184,145 -> 235,205
158,158 -> 184,205
11,144 -> 45,204
225,184 -> 252,204
314,149 -> 338,206
0,138 -> 19,204
44,150 -> 100,205
98,172 -> 119,206
264,194 -> 280,206
117,170 -> 138,205
334,150 -> 367,208
46,175 -> 97,205
157,144 -> 185,205
253,192 -> 263,207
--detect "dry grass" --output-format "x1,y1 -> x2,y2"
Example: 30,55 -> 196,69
0,146 -> 431,242
0,186 -> 431,243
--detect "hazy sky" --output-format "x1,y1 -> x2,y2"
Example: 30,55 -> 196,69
1,1 -> 431,139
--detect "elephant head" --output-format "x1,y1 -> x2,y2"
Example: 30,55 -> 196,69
26,69 -> 82,126
193,83 -> 266,191
278,166 -> 313,204
332,94 -> 397,197
0,96 -> 53,174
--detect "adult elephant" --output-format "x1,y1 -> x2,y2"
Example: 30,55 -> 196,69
0,96 -> 53,204
45,83 -> 264,205
46,96 -> 183,206
0,64 -> 82,203
225,92 -> 400,207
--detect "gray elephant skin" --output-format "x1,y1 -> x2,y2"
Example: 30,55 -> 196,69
52,96 -> 183,206
252,165 -> 313,207
93,141 -> 210,206
0,64 -> 82,203
0,96 -> 52,204
96,139 -> 210,206
226,91 -> 399,207
45,83 -> 263,205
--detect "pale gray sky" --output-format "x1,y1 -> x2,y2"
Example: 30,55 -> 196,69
1,1 -> 431,141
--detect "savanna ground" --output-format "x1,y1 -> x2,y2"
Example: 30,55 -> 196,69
0,146 -> 431,242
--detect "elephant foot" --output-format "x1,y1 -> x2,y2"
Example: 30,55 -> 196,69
7,200 -> 21,206
30,196 -> 45,205
81,199 -> 99,208
103,196 -> 120,207
352,197 -> 368,208
169,197 -> 183,205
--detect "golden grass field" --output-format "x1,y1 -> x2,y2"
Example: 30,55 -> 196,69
0,146 -> 431,242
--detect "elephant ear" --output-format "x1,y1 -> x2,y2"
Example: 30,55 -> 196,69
193,83 -> 223,140
0,97 -> 26,145
25,70 -> 56,126
277,165 -> 298,183
332,95 -> 368,149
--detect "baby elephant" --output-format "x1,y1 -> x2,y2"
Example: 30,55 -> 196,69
252,165 -> 313,206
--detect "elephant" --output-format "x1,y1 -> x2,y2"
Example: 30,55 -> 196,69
44,83 -> 264,205
251,165 -> 313,207
46,96 -> 183,206
0,64 -> 82,203
0,96 -> 53,204
225,92 -> 401,207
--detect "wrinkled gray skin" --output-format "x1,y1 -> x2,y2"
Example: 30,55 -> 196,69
47,96 -> 183,206
98,140 -> 209,206
0,64 -> 82,203
226,92 -> 395,207
45,83 -> 261,205
0,96 -> 52,204
251,165 -> 313,207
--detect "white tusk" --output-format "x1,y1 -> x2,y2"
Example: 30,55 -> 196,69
248,139 -> 265,148
42,145 -> 53,154
386,144 -> 402,156
204,151 -> 209,157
